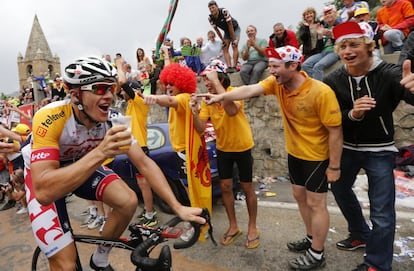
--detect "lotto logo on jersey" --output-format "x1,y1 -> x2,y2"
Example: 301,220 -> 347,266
35,126 -> 48,137
31,150 -> 51,162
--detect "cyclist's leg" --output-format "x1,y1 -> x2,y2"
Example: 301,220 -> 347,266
74,165 -> 138,268
26,168 -> 77,270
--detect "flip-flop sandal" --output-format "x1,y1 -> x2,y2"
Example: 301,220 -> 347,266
245,233 -> 260,249
220,229 -> 242,246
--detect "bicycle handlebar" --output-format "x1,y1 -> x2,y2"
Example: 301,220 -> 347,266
130,208 -> 216,270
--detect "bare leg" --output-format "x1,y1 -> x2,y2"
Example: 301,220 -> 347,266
137,176 -> 154,213
220,178 -> 239,240
306,190 -> 329,251
291,184 -> 312,237
48,243 -> 77,271
222,41 -> 231,68
240,182 -> 258,241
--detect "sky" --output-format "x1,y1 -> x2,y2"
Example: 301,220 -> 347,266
0,0 -> 328,94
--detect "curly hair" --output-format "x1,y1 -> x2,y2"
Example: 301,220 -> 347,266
159,63 -> 197,94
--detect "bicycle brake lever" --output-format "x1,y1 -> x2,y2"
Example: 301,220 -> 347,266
201,208 -> 217,246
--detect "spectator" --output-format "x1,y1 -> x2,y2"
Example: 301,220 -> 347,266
178,37 -> 206,76
208,0 -> 241,73
136,48 -> 152,70
1,169 -> 26,214
268,22 -> 299,49
200,30 -> 225,67
196,37 -> 204,48
199,46 -> 343,271
298,7 -> 324,60
191,60 -> 259,249
239,25 -> 268,85
377,0 -> 414,54
51,77 -> 67,101
338,0 -> 369,22
354,7 -> 381,59
302,5 -> 340,81
325,21 -> 414,271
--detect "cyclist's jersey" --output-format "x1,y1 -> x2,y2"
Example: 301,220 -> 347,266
29,99 -> 131,165
24,100 -> 136,258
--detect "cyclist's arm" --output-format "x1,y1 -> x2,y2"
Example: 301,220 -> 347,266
126,143 -> 206,224
31,126 -> 131,206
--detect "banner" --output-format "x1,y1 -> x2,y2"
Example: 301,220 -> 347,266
155,0 -> 179,58
185,110 -> 212,241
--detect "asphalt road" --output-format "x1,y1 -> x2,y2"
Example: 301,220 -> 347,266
1,180 -> 414,271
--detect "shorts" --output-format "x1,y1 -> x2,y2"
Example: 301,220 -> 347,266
224,26 -> 241,41
217,149 -> 253,182
288,154 -> 329,193
25,165 -> 119,258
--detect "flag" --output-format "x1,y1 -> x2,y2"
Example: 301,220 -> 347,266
155,0 -> 179,58
185,109 -> 212,241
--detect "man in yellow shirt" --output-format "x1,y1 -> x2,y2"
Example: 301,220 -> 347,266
199,46 -> 343,270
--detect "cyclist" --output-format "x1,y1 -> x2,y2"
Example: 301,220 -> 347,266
23,56 -> 206,271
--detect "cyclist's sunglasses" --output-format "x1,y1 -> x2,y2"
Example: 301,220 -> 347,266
80,82 -> 116,95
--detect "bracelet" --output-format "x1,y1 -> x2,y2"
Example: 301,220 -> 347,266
328,166 -> 341,171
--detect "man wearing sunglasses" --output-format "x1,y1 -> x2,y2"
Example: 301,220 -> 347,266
23,56 -> 206,271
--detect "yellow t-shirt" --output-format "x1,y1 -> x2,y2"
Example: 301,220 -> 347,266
125,95 -> 149,147
168,93 -> 191,152
258,72 -> 341,161
199,87 -> 254,152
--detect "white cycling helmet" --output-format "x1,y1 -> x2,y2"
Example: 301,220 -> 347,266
63,56 -> 117,86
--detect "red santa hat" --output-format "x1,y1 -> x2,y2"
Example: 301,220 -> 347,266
333,21 -> 367,44
265,46 -> 303,63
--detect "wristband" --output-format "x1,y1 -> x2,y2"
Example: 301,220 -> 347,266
328,166 -> 341,171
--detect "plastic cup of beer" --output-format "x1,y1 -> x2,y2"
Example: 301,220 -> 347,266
111,115 -> 132,149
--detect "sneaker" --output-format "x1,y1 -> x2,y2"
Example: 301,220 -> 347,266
89,255 -> 114,271
80,214 -> 96,228
16,207 -> 28,214
287,237 -> 312,252
137,209 -> 157,220
352,263 -> 378,271
88,216 -> 105,230
138,216 -> 158,227
336,236 -> 366,251
0,200 -> 16,211
289,250 -> 326,270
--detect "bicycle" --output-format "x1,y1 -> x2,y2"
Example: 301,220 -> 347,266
31,208 -> 216,271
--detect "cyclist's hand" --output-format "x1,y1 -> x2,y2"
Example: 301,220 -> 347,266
176,206 -> 206,225
98,126 -> 132,157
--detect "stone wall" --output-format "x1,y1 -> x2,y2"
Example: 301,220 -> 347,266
147,52 -> 414,177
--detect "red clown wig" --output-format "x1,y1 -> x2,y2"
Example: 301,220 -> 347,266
159,63 -> 197,94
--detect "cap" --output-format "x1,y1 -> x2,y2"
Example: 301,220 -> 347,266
354,7 -> 369,17
201,59 -> 227,75
323,5 -> 336,14
11,123 -> 31,135
265,46 -> 303,63
333,21 -> 369,44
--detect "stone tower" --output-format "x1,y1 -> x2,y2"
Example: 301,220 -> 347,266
17,15 -> 61,103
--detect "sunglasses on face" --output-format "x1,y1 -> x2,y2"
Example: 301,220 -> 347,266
166,82 -> 174,87
80,82 -> 116,95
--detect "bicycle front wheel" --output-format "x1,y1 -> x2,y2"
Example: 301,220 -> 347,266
31,246 -> 49,271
